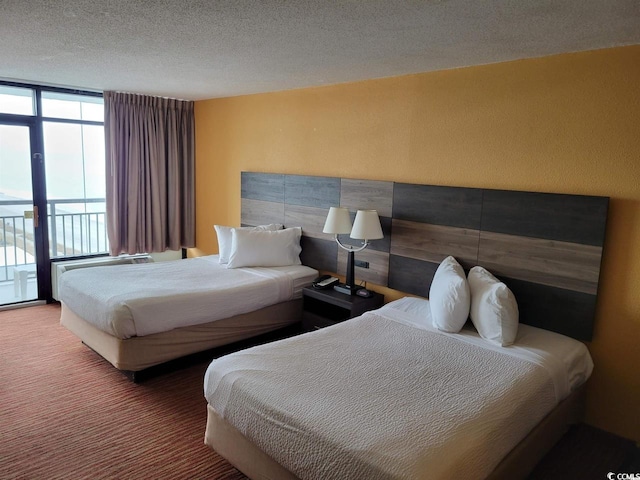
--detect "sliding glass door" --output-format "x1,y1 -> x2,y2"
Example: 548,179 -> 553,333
0,82 -> 104,306
0,124 -> 41,304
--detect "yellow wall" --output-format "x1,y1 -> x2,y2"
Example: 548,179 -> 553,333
193,46 -> 640,441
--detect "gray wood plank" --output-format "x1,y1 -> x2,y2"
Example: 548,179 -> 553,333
340,179 -> 393,217
481,190 -> 609,246
241,172 -> 285,202
503,277 -> 596,340
388,255 -> 438,298
300,236 -> 337,273
393,183 -> 483,229
285,175 -> 340,208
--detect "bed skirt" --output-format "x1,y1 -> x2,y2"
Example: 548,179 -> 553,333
60,299 -> 302,372
204,385 -> 586,480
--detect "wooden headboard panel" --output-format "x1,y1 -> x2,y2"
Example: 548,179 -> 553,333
241,172 -> 608,340
241,173 -> 393,285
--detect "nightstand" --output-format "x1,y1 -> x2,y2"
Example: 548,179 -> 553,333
302,286 -> 384,331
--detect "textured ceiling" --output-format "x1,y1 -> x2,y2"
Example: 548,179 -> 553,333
1,0 -> 639,100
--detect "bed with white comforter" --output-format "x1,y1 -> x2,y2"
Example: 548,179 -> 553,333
203,297 -> 593,480
60,255 -> 316,338
59,255 -> 317,374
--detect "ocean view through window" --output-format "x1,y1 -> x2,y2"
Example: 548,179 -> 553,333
0,83 -> 105,305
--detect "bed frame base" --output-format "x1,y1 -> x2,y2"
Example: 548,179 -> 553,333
62,299 -> 303,381
82,322 -> 302,383
205,386 -> 586,480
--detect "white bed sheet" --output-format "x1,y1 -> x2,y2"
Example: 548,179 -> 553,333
380,297 -> 594,396
204,297 -> 593,480
59,255 -> 317,339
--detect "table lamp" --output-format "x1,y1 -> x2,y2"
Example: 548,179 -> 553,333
322,207 -> 383,295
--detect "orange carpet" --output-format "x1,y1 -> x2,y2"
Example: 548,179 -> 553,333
2,304 -> 637,480
0,304 -> 247,480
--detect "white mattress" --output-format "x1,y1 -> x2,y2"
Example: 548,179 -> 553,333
59,255 -> 317,339
204,297 -> 593,480
381,297 -> 594,396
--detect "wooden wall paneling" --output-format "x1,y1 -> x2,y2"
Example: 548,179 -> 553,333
284,204 -> 329,240
477,189 -> 608,340
390,219 -> 479,268
481,190 -> 609,246
340,179 -> 394,217
388,182 -> 483,299
241,172 -> 284,203
504,277 -> 597,340
284,175 -> 340,208
283,175 -> 341,272
337,249 -> 389,286
335,179 -> 393,287
300,237 -> 338,273
336,178 -> 393,285
388,255 -> 438,298
478,231 -> 602,295
241,172 -> 609,341
393,183 -> 483,228
240,199 -> 285,227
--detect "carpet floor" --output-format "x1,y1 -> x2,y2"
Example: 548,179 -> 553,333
0,304 -> 245,480
1,304 -> 637,479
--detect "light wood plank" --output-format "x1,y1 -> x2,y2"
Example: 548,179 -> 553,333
241,199 -> 285,227
390,219 -> 479,268
284,204 -> 329,240
478,231 -> 602,295
340,179 -> 393,217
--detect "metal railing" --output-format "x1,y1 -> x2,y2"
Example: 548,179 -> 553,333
48,198 -> 108,258
0,198 -> 108,282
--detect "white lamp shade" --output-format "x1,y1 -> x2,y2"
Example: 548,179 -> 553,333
323,207 -> 352,234
351,210 -> 383,240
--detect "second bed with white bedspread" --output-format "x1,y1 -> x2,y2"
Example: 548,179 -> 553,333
204,297 -> 593,480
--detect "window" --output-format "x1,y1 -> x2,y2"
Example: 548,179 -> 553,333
42,94 -> 106,258
0,81 -> 105,303
42,91 -> 104,122
0,85 -> 35,116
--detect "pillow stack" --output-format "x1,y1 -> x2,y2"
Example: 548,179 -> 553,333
214,224 -> 302,268
214,224 -> 282,264
429,256 -> 519,346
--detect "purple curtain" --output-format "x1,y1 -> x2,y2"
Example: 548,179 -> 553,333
104,92 -> 195,255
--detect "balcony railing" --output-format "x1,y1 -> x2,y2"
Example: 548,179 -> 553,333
0,198 -> 108,282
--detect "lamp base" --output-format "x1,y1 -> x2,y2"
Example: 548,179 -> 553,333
333,283 -> 363,296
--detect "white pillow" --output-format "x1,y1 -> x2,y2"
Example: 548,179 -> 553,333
227,227 -> 302,268
468,266 -> 519,346
429,256 -> 470,333
214,224 -> 283,264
